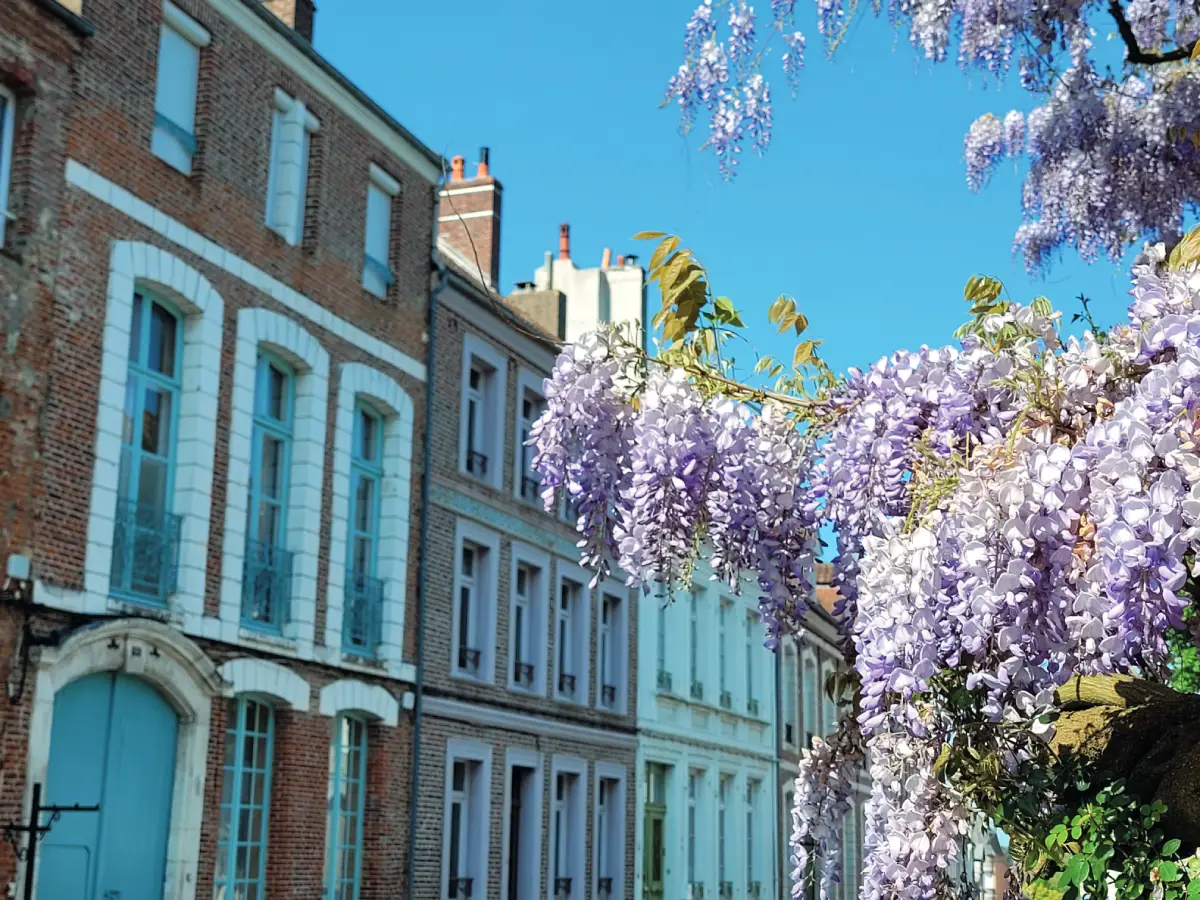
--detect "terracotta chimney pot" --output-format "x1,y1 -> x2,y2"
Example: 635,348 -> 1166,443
450,155 -> 465,182
601,248 -> 612,270
559,223 -> 570,260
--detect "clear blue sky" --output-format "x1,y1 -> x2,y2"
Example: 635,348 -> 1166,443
316,0 -> 1137,380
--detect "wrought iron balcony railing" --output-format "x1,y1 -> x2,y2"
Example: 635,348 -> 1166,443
558,672 -> 577,696
597,877 -> 613,897
719,690 -> 733,710
690,680 -> 704,701
466,450 -> 488,477
601,683 -> 617,707
747,697 -> 760,716
458,646 -> 481,674
785,723 -> 796,745
343,570 -> 384,657
242,540 -> 294,631
448,875 -> 473,898
720,881 -> 733,899
657,669 -> 672,692
688,882 -> 706,900
749,881 -> 763,898
553,877 -> 572,898
514,661 -> 535,688
110,499 -> 182,606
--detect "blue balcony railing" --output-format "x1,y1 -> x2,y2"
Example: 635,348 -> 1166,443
242,540 -> 293,631
343,570 -> 384,656
110,498 -> 182,606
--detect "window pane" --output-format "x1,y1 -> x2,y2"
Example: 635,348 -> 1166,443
259,434 -> 285,500
461,546 -> 474,578
137,457 -> 169,510
357,409 -> 379,462
449,802 -> 463,873
155,26 -> 199,131
129,294 -> 145,362
352,536 -> 371,575
354,475 -> 374,531
257,500 -> 281,547
266,363 -> 288,422
141,387 -> 173,455
365,184 -> 390,261
148,301 -> 178,377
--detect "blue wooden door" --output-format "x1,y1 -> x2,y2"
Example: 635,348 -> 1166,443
39,672 -> 179,900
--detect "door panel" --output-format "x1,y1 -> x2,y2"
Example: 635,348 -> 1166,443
644,806 -> 665,900
39,673 -> 179,900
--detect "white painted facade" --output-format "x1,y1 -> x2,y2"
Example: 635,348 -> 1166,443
531,252 -> 647,344
634,563 -> 780,900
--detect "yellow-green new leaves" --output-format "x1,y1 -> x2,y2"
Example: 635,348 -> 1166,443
768,295 -> 808,335
637,232 -> 708,346
1169,224 -> 1200,271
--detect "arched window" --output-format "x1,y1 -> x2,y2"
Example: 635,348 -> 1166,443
216,696 -> 274,899
326,714 -> 368,900
344,401 -> 384,655
244,352 -> 295,631
112,290 -> 183,606
783,645 -> 798,746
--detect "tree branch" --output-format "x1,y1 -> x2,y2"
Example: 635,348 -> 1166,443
1108,0 -> 1196,64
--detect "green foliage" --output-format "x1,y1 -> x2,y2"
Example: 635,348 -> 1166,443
1168,594 -> 1200,695
1030,781 -> 1198,900
1169,224 -> 1200,271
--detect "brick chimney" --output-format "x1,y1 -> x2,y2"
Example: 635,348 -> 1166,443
438,147 -> 503,290
263,0 -> 316,42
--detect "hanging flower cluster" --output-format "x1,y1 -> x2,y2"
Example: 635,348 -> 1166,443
530,241 -> 1200,900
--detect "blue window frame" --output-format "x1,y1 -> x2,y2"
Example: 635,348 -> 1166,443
326,714 -> 368,900
343,401 -> 385,656
216,696 -> 274,900
112,291 -> 184,605
243,351 -> 296,631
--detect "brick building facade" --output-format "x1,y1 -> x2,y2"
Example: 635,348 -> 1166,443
410,156 -> 640,900
0,1 -> 440,899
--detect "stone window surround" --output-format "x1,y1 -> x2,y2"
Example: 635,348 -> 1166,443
552,559 -> 591,707
458,332 -> 507,491
511,367 -> 545,505
449,518 -> 500,685
506,541 -> 549,696
594,578 -> 630,715
218,307 -> 329,654
82,240 -> 224,623
592,761 -> 628,900
320,362 -> 415,676
500,747 -> 544,900
441,738 -> 494,900
318,677 -> 400,725
548,754 -> 588,900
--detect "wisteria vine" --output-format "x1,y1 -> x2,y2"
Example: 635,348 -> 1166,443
529,237 -> 1200,900
664,0 -> 1200,270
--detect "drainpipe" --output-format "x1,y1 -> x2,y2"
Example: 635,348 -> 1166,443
406,176 -> 449,900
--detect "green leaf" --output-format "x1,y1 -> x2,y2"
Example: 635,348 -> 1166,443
1165,840 -> 1182,856
649,236 -> 680,274
768,295 -> 793,323
1031,296 -> 1054,317
662,313 -> 688,343
632,230 -> 666,240
1160,861 -> 1180,882
1066,854 -> 1090,886
1169,225 -> 1200,270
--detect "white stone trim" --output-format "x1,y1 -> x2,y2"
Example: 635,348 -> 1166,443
218,657 -> 311,709
439,183 -> 497,197
548,754 -> 588,900
593,760 -> 628,900
450,519 -> 500,685
163,0 -> 211,46
500,747 -> 544,900
322,363 -> 414,675
511,368 -> 545,505
218,308 -> 328,654
458,333 -> 507,490
318,678 -> 400,726
20,619 -> 227,900
81,241 -> 224,622
369,163 -> 400,196
553,559 -> 591,707
64,160 -> 426,381
438,209 -> 493,222
423,695 -> 637,749
441,739 -> 494,900
507,541 -> 549,695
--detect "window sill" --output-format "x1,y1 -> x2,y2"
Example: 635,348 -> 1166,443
508,681 -> 543,697
108,594 -> 177,623
238,626 -> 295,650
450,668 -> 492,686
